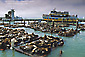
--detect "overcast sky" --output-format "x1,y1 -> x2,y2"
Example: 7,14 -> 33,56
0,0 -> 85,18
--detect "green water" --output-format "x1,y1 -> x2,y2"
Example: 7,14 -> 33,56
0,28 -> 85,57
0,21 -> 85,57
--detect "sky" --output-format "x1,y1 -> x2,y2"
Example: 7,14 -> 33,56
0,0 -> 85,18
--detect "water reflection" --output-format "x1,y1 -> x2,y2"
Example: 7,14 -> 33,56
12,50 -> 15,57
2,51 -> 7,57
0,21 -> 85,57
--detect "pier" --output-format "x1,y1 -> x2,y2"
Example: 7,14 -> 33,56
0,18 -> 85,26
0,17 -> 85,57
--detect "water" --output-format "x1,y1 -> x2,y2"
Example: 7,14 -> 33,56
0,21 -> 85,57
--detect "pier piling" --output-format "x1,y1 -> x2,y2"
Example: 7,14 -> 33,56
28,21 -> 29,25
52,20 -> 54,27
3,19 -> 4,25
21,20 -> 22,23
76,20 -> 78,29
24,20 -> 25,26
9,20 -> 10,25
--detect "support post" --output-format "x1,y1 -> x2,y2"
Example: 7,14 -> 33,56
3,19 -> 4,25
52,20 -> 54,27
21,20 -> 22,23
24,20 -> 25,26
28,21 -> 29,25
62,17 -> 64,23
76,20 -> 78,29
9,20 -> 10,25
47,20 -> 48,25
53,21 -> 54,27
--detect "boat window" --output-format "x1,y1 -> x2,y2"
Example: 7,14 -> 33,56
55,18 -> 58,19
49,18 -> 51,19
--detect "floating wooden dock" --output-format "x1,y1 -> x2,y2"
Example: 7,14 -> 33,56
14,47 -> 44,57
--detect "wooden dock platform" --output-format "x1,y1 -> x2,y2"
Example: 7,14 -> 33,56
14,47 -> 44,57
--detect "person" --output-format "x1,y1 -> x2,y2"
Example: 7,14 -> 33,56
60,50 -> 63,56
10,38 -> 15,49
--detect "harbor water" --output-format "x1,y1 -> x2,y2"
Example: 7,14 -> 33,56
0,21 -> 85,57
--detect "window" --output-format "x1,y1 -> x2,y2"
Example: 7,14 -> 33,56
55,18 -> 58,19
49,18 -> 51,19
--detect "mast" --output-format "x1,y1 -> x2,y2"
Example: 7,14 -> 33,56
53,8 -> 56,11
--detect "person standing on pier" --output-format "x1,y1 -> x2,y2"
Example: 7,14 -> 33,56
10,38 -> 15,49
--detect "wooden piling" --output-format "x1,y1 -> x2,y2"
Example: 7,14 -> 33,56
53,21 -> 54,27
3,19 -> 4,25
21,20 -> 22,23
52,20 -> 54,27
47,20 -> 48,25
76,20 -> 78,29
28,21 -> 29,25
24,20 -> 25,26
9,20 -> 10,25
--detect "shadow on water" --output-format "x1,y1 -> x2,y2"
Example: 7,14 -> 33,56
2,51 -> 7,57
1,50 -> 15,57
59,55 -> 62,57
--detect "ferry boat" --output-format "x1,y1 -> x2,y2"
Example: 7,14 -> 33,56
43,8 -> 78,22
